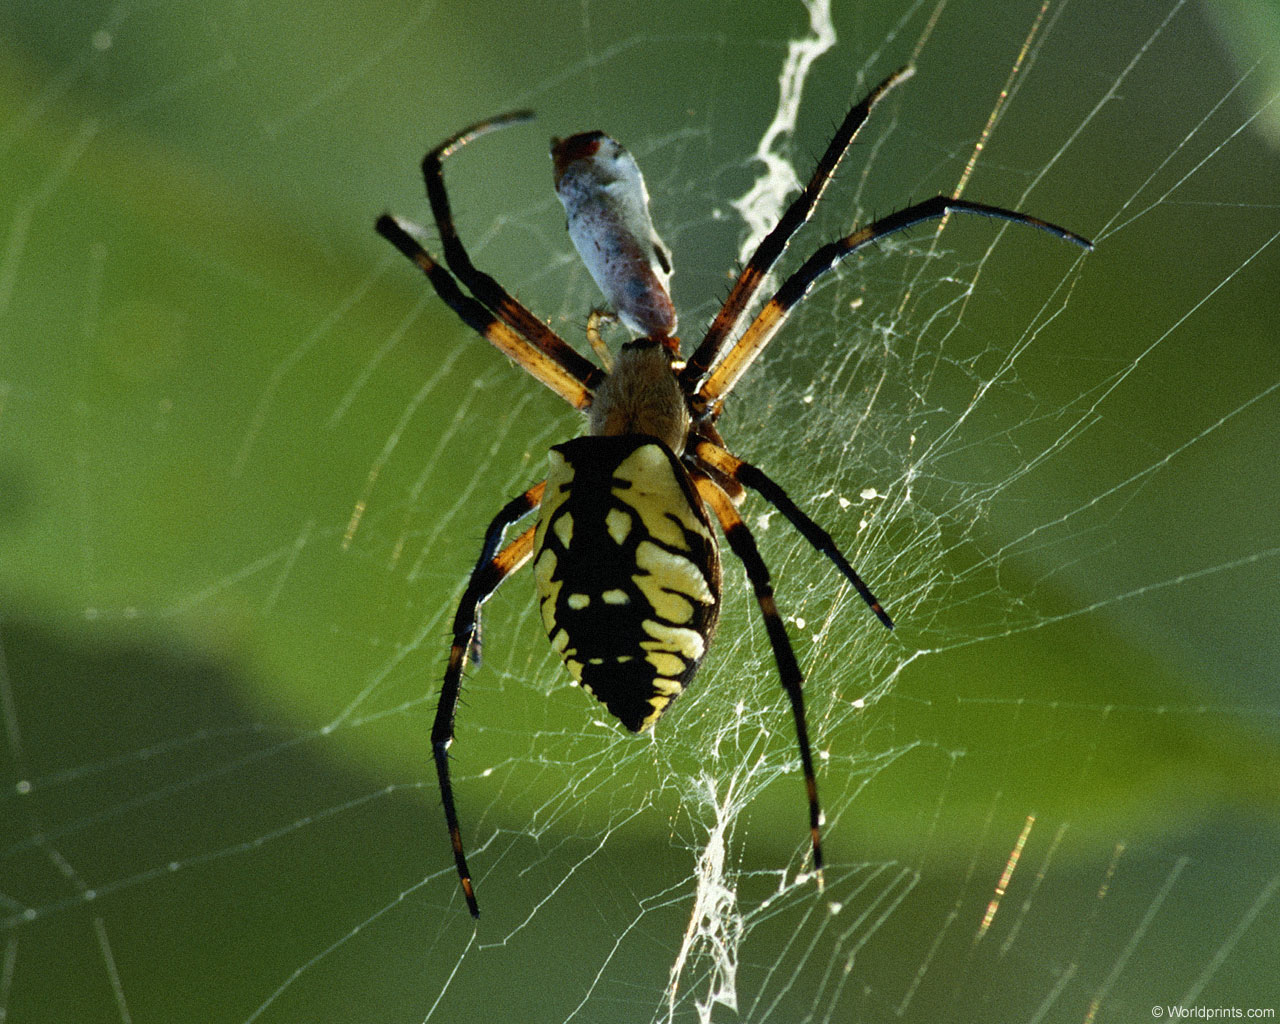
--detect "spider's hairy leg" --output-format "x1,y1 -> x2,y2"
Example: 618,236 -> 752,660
435,512 -> 539,919
428,110 -> 536,164
420,110 -> 602,384
468,479 -> 546,665
375,214 -> 596,410
696,196 -> 1093,412
421,114 -> 540,283
475,480 -> 546,563
679,65 -> 915,395
692,473 -> 826,887
691,439 -> 894,630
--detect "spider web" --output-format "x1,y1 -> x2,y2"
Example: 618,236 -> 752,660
2,0 -> 1279,1021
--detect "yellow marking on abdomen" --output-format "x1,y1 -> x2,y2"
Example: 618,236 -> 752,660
631,541 -> 714,626
644,650 -> 687,677
641,619 -> 706,662
553,510 -> 574,548
611,446 -> 713,551
534,549 -> 561,633
605,507 -> 632,544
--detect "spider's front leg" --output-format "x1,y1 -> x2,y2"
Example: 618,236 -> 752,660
433,482 -> 544,918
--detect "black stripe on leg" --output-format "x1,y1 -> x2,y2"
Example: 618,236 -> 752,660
695,474 -> 826,883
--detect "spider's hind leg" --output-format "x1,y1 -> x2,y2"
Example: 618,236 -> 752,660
692,473 -> 827,886
433,480 -> 544,918
691,439 -> 893,629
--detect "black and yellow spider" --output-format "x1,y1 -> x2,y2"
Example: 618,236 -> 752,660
376,66 -> 1091,918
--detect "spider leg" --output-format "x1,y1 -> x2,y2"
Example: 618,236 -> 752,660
695,197 -> 1093,414
434,496 -> 541,919
468,479 -> 547,665
584,309 -> 617,370
691,439 -> 893,630
376,214 -> 595,410
692,473 -> 826,886
422,112 -> 604,391
679,66 -> 914,395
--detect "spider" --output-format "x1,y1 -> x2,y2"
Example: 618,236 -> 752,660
375,65 -> 1091,918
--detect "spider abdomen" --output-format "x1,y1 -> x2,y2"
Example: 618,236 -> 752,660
533,434 -> 722,731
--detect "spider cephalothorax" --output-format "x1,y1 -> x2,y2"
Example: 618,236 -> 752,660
376,64 -> 1091,917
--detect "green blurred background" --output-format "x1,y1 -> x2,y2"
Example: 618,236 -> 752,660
2,1 -> 1278,1021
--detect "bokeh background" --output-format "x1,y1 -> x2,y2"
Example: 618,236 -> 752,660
2,0 -> 1278,1021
